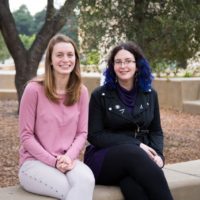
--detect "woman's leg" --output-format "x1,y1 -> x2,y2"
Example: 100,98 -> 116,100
19,160 -> 70,200
120,177 -> 148,200
65,160 -> 95,200
97,144 -> 173,200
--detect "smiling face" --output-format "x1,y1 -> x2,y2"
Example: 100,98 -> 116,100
51,42 -> 76,77
114,49 -> 137,89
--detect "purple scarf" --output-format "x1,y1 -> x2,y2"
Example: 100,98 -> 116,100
116,83 -> 137,111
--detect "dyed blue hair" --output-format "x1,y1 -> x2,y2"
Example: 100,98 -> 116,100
103,42 -> 154,92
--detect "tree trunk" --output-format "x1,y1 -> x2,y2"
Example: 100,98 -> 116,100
0,0 -> 79,106
177,59 -> 187,69
134,0 -> 149,49
15,56 -> 39,102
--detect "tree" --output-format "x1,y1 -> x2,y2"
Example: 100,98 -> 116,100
12,4 -> 79,46
12,5 -> 34,35
19,34 -> 36,49
33,8 -> 79,43
0,0 -> 78,104
33,9 -> 46,34
79,0 -> 200,69
60,13 -> 79,44
0,32 -> 10,63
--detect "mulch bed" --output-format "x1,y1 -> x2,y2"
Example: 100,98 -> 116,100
0,100 -> 200,187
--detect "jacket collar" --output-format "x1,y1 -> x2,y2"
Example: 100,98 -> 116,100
102,86 -> 151,118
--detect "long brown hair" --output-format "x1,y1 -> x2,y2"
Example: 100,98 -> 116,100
34,34 -> 82,106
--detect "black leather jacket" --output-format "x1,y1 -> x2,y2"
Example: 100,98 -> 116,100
88,85 -> 164,159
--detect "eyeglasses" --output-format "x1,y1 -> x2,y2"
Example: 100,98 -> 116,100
114,60 -> 136,66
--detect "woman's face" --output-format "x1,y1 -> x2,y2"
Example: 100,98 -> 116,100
114,49 -> 137,86
51,42 -> 76,77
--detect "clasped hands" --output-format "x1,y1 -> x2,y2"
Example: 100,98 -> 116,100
140,143 -> 164,168
56,155 -> 75,173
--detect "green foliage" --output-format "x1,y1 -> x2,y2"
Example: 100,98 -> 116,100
0,33 -> 10,63
59,14 -> 79,45
81,51 -> 99,65
12,5 -> 78,44
33,9 -> 46,34
153,63 -> 166,78
79,0 -> 200,70
85,50 -> 100,65
19,34 -> 36,49
183,71 -> 193,78
12,5 -> 47,35
12,5 -> 34,35
152,59 -> 177,77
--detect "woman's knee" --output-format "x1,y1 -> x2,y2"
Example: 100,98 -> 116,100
67,160 -> 95,186
109,144 -> 146,162
19,160 -> 70,199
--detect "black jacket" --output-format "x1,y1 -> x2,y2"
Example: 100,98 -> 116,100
88,85 -> 164,159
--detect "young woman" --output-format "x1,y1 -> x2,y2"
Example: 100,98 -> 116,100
18,34 -> 94,200
84,41 -> 173,200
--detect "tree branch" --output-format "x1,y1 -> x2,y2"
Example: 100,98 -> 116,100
0,0 -> 26,60
29,0 -> 79,67
46,0 -> 55,21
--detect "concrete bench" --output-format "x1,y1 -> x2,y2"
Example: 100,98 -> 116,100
0,160 -> 200,200
0,89 -> 17,100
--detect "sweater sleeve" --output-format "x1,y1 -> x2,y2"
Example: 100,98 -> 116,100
19,83 -> 57,167
66,85 -> 89,160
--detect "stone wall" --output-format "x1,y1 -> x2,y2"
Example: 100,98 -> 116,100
153,78 -> 200,111
1,72 -> 200,113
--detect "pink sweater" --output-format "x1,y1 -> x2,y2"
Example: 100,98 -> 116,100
19,81 -> 89,167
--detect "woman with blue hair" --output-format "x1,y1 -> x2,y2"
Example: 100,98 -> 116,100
84,41 -> 173,200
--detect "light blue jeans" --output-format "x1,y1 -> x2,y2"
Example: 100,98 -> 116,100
19,160 -> 95,200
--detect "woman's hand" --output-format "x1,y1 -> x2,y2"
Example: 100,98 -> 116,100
56,155 -> 75,173
139,143 -> 163,168
140,143 -> 157,160
153,155 -> 164,168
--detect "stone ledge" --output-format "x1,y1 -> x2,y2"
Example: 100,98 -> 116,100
0,89 -> 17,100
0,185 -> 123,200
183,100 -> 200,115
0,160 -> 200,200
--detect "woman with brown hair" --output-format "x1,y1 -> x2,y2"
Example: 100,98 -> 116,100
18,34 -> 94,200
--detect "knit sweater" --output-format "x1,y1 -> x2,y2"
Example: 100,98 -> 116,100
19,81 -> 89,167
